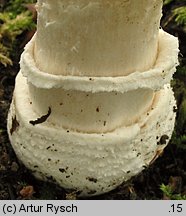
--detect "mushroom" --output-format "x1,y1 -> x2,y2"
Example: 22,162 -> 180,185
7,0 -> 179,196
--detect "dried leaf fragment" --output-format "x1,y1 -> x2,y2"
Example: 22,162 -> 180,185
29,107 -> 51,126
20,186 -> 34,198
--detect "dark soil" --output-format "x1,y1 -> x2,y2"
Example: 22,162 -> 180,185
0,2 -> 186,200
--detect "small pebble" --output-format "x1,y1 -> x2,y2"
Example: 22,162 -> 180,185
11,162 -> 19,172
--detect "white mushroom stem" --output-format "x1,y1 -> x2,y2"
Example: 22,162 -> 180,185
24,0 -> 163,133
21,30 -> 178,133
7,0 -> 179,196
8,76 -> 176,196
35,0 -> 162,76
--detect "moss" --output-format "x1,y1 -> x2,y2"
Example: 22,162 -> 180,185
163,0 -> 175,6
163,0 -> 186,27
160,184 -> 186,200
173,6 -> 186,26
171,64 -> 186,150
177,99 -> 186,133
0,43 -> 12,66
6,0 -> 36,15
0,0 -> 36,67
0,12 -> 34,36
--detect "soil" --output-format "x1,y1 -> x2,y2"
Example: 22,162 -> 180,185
0,2 -> 186,200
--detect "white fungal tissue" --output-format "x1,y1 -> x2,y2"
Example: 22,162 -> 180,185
7,0 -> 179,196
